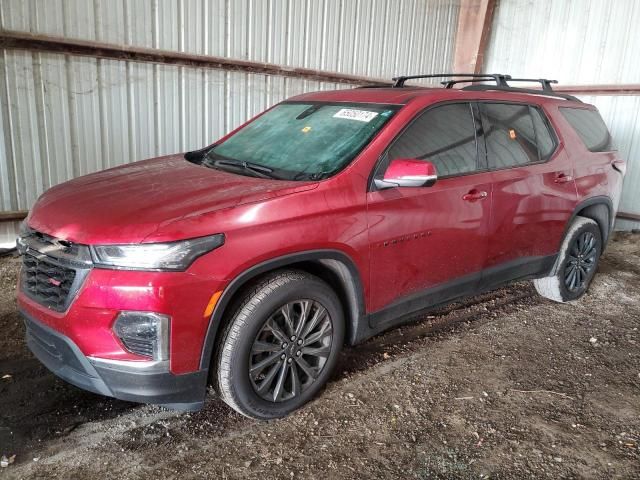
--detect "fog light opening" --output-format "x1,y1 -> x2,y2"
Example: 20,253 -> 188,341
113,312 -> 170,361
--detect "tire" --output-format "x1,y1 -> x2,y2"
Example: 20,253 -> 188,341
533,216 -> 602,302
216,270 -> 344,420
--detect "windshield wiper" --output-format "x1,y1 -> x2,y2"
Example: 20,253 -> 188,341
210,158 -> 280,179
296,104 -> 324,120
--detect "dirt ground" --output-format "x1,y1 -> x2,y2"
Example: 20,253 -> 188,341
0,233 -> 638,479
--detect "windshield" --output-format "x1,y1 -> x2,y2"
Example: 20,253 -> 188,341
205,102 -> 398,180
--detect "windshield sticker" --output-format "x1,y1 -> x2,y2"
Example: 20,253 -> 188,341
333,108 -> 379,123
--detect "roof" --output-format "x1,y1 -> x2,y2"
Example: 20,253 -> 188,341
288,86 -> 585,108
289,87 -> 433,105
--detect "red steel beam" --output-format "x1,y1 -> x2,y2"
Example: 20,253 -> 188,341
0,210 -> 28,222
555,84 -> 640,96
616,211 -> 640,223
4,30 -> 638,96
0,30 -> 389,87
485,83 -> 640,96
453,0 -> 497,74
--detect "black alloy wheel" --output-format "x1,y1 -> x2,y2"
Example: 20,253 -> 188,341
249,300 -> 333,402
564,230 -> 598,292
534,216 -> 602,302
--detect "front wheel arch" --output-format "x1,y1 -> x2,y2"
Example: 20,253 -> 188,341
199,250 -> 367,372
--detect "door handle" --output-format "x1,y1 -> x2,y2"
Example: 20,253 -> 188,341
554,173 -> 573,184
462,190 -> 488,201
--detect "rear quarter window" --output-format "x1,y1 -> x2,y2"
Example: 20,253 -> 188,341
559,107 -> 615,152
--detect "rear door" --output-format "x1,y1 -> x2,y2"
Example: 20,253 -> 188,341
480,102 -> 577,285
366,102 -> 493,317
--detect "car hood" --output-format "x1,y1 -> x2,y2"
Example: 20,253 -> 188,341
27,154 -> 316,244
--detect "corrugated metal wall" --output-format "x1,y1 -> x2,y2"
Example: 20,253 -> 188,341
0,0 -> 461,245
484,0 -> 640,230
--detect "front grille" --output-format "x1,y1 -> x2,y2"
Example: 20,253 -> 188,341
21,254 -> 77,311
18,228 -> 92,311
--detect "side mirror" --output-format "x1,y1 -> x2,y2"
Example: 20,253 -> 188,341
374,158 -> 438,189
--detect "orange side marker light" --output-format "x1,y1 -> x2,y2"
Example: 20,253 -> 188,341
204,290 -> 223,318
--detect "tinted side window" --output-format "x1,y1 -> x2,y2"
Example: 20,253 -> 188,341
560,107 -> 614,152
388,103 -> 478,177
482,103 -> 539,169
530,107 -> 556,160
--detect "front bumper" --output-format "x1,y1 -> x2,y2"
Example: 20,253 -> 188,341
23,311 -> 208,411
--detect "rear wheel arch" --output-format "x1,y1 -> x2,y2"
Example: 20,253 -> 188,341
535,216 -> 602,302
564,196 -> 612,249
199,250 -> 367,371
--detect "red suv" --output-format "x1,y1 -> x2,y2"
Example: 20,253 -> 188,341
17,74 -> 625,419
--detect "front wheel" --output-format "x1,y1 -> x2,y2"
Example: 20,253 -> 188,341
534,216 -> 602,302
216,270 -> 344,420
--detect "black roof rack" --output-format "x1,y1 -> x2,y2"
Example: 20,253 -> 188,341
441,77 -> 502,88
388,73 -> 581,102
391,73 -> 509,88
462,83 -> 580,102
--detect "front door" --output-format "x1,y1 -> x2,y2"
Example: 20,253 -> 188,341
367,102 -> 493,322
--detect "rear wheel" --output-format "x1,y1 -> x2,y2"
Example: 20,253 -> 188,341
534,216 -> 602,302
216,270 -> 344,419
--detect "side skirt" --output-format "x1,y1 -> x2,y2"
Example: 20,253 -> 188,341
359,254 -> 557,342
481,253 -> 557,292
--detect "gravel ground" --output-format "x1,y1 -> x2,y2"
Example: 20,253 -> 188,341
0,233 -> 638,479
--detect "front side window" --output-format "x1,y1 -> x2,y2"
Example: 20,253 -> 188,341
387,103 -> 479,177
205,102 -> 398,180
559,107 -> 614,152
482,103 -> 540,169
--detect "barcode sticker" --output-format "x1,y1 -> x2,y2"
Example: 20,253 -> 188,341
333,108 -> 379,122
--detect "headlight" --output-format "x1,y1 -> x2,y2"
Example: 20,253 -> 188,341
90,234 -> 224,271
